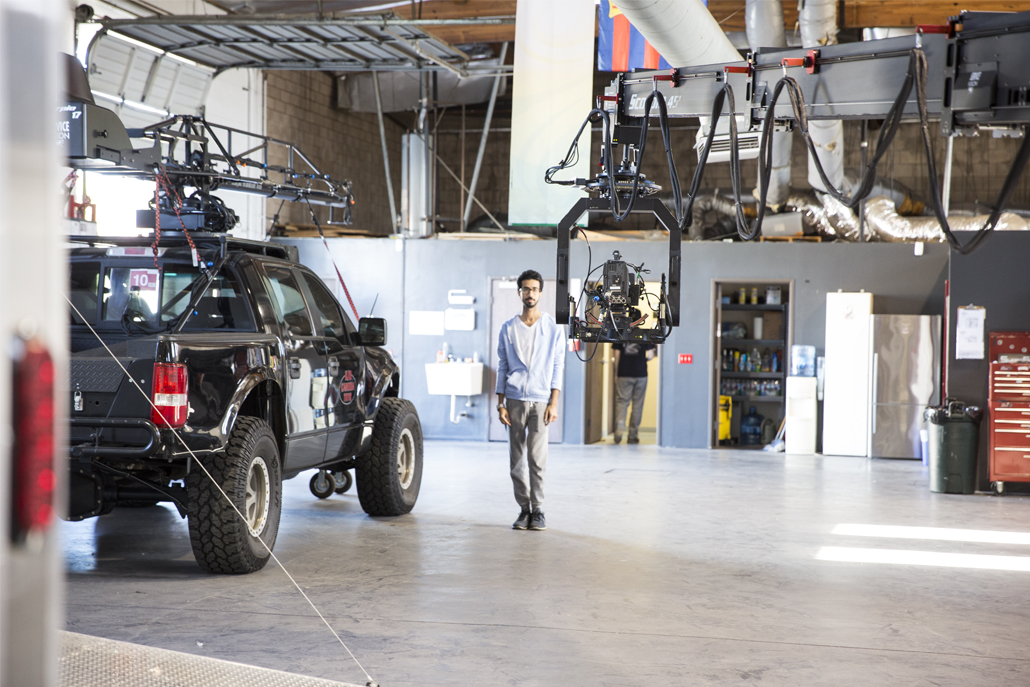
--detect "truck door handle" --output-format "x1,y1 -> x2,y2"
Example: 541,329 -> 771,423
328,357 -> 340,376
289,358 -> 302,379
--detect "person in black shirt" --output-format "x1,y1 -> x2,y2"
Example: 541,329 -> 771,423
612,342 -> 656,444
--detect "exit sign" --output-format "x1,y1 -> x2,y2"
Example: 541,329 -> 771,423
679,354 -> 693,364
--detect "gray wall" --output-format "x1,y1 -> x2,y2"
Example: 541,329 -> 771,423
282,237 -> 949,448
947,232 -> 1030,492
671,242 -> 949,448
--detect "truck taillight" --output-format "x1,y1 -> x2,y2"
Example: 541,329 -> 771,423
152,363 -> 188,429
12,338 -> 55,541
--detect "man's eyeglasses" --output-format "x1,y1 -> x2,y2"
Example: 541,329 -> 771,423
519,287 -> 541,294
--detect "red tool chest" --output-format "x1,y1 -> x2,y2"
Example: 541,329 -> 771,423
988,332 -> 1030,488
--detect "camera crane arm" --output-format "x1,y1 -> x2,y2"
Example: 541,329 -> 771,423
550,10 -> 1030,345
59,58 -> 354,232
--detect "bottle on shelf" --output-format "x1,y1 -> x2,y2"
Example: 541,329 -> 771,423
762,348 -> 772,372
750,346 -> 761,372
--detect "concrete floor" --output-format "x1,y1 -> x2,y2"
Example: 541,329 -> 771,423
63,441 -> 1030,686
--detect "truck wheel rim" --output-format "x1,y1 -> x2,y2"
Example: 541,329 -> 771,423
397,427 -> 415,490
246,456 -> 271,537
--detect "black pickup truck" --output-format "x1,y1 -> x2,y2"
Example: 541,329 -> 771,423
67,233 -> 422,574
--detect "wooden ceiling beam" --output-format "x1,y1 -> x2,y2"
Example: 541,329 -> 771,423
400,0 -> 516,21
842,1 -> 1030,28
708,1 -> 1030,33
421,25 -> 515,44
407,1 -> 1030,48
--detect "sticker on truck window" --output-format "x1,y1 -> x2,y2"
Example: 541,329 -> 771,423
128,269 -> 159,291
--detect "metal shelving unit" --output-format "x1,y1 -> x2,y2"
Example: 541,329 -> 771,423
725,394 -> 786,402
722,304 -> 789,312
710,280 -> 795,448
721,371 -> 785,379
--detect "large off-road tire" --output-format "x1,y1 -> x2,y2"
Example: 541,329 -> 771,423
356,398 -> 423,516
187,417 -> 282,574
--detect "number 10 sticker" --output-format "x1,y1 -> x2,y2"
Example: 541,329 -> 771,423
129,269 -> 159,291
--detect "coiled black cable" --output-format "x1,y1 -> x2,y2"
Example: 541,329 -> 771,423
682,83 -> 751,238
911,49 -> 1030,255
545,108 -> 628,221
752,51 -> 918,238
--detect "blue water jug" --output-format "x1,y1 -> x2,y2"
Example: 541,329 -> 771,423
740,406 -> 764,445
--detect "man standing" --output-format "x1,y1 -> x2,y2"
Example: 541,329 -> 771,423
496,270 -> 565,531
612,342 -> 657,444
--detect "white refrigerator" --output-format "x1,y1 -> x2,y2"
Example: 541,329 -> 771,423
822,292 -> 874,456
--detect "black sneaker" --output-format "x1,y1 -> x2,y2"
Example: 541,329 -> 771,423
613,434 -> 622,444
529,510 -> 547,531
513,510 -> 531,530
627,437 -> 639,444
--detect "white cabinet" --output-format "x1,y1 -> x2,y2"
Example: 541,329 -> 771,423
786,376 -> 817,454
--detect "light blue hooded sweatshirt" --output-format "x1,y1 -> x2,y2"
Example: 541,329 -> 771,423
495,312 -> 566,402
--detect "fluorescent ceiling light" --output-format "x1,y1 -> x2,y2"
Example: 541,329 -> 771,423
832,524 -> 1030,546
816,546 -> 1030,572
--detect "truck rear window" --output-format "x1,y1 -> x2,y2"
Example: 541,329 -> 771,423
70,261 -> 256,332
69,262 -> 100,325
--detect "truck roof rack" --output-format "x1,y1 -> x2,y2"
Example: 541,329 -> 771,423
67,233 -> 294,261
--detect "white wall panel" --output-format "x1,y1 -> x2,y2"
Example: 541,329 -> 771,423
507,0 -> 593,226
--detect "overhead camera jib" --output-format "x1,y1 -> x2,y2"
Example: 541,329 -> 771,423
546,10 -> 1030,344
60,58 -> 354,234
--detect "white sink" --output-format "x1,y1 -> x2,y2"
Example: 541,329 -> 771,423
425,362 -> 484,396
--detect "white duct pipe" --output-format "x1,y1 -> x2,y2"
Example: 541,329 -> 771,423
799,0 -> 845,194
613,0 -> 740,66
617,0 -> 746,180
864,196 -> 1029,242
745,0 -> 792,205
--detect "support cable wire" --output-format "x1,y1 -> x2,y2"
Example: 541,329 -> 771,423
304,198 -> 362,322
911,49 -> 1030,255
64,294 -> 380,687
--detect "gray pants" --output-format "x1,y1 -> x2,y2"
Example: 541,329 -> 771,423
507,399 -> 548,512
615,376 -> 648,440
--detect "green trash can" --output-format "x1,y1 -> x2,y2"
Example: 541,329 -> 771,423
925,401 -> 982,494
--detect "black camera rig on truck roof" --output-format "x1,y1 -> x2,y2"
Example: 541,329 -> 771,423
547,10 -> 1030,345
59,55 -> 353,234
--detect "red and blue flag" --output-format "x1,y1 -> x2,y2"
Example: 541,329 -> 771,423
597,0 -> 681,72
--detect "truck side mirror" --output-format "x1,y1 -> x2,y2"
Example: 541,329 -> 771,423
357,317 -> 387,346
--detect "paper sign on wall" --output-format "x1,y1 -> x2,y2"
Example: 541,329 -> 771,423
409,311 -> 445,336
447,289 -> 475,305
956,306 -> 986,360
445,308 -> 476,331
